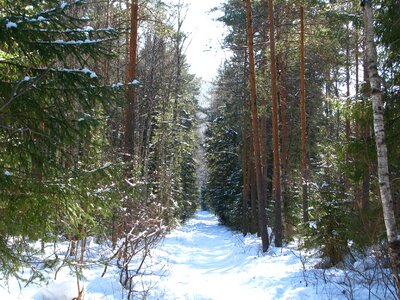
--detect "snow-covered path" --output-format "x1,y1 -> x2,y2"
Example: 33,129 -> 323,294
149,210 -> 311,300
2,210 -> 391,299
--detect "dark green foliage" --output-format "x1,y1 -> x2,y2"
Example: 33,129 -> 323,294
205,0 -> 400,276
205,116 -> 242,228
376,0 -> 400,68
301,174 -> 351,266
173,97 -> 200,222
203,54 -> 245,229
0,0 -> 121,279
0,0 -> 200,289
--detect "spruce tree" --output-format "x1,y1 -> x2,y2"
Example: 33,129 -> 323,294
0,0 -> 119,279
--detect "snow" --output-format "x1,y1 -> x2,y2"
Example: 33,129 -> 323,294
83,26 -> 94,31
37,67 -> 97,78
0,210 -> 396,299
46,38 -> 109,44
321,181 -> 329,188
129,79 -> 140,85
308,221 -> 317,229
60,2 -> 68,10
81,67 -> 97,78
5,20 -> 17,29
33,280 -> 77,300
111,82 -> 124,88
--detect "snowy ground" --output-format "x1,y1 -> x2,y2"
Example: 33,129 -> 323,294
148,211 -> 312,299
0,210 -> 396,299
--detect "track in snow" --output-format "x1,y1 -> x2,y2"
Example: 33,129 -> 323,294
149,210 -> 311,300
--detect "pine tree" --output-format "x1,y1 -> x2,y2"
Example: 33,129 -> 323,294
299,5 -> 308,223
245,0 -> 269,252
266,0 -> 283,247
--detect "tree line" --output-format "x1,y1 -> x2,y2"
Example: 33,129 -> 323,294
0,0 -> 199,298
203,0 -> 400,295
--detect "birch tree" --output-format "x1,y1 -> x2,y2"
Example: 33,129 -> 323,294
363,0 -> 400,294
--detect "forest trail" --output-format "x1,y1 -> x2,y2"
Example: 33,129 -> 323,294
0,211 -> 385,299
149,210 -> 311,300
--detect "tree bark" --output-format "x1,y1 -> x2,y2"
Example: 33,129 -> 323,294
300,6 -> 309,223
267,0 -> 283,246
277,7 -> 289,237
250,135 -> 259,235
242,49 -> 249,235
277,27 -> 289,205
260,20 -> 269,218
345,24 -> 351,191
362,35 -> 371,212
124,0 -> 139,159
355,28 -> 360,138
245,0 -> 269,252
363,2 -> 400,295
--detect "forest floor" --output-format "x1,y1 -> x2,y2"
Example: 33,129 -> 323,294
0,210 -> 396,299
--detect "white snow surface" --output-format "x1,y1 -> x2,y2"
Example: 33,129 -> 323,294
60,2 -> 68,10
129,79 -> 140,85
148,211 -> 310,300
0,210 -> 396,299
36,66 -> 98,78
5,20 -> 17,29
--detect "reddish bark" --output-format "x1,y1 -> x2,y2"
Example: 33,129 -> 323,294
300,6 -> 308,223
124,0 -> 139,158
267,0 -> 283,246
242,50 -> 249,235
245,0 -> 269,251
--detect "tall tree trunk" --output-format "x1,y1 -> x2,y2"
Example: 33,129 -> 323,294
277,24 -> 289,209
124,0 -> 139,159
250,135 -> 259,235
362,37 -> 371,212
267,0 -> 283,246
344,24 -> 351,191
245,0 -> 269,252
354,27 -> 362,207
355,28 -> 360,138
277,7 -> 289,236
363,2 -> 400,295
103,0 -> 110,85
242,50 -> 249,235
173,1 -> 185,125
300,6 -> 309,223
260,21 -> 269,215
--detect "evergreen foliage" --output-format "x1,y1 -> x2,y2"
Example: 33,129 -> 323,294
0,0 -> 200,289
1,0 -> 400,295
0,0 -> 121,279
204,58 -> 245,229
204,0 -> 400,276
